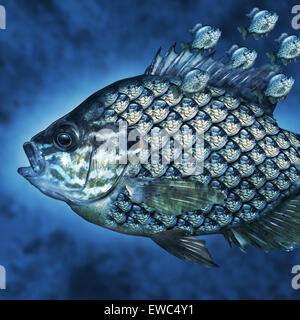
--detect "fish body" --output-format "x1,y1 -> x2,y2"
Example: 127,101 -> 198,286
18,9 -> 300,267
66,74 -> 300,238
238,8 -> 278,40
264,74 -> 294,100
267,33 -> 300,65
190,24 -> 221,51
227,45 -> 257,69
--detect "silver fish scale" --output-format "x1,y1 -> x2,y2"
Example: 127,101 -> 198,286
101,76 -> 300,235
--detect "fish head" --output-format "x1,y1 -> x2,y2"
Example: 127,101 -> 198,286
231,47 -> 246,61
243,49 -> 257,69
18,98 -> 127,206
291,36 -> 300,52
205,27 -> 221,49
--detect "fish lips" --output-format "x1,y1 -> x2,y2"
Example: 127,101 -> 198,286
18,142 -> 77,203
18,141 -> 46,179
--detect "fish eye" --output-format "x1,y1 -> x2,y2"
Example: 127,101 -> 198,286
53,125 -> 79,151
57,133 -> 72,147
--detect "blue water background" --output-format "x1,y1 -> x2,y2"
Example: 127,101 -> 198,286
0,0 -> 299,299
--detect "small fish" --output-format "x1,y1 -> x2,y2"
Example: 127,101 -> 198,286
267,33 -> 300,65
238,8 -> 278,40
264,74 -> 294,100
226,44 -> 257,69
18,9 -> 300,267
187,24 -> 221,52
181,69 -> 209,93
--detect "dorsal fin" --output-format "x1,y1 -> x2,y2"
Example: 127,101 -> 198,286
145,44 -> 281,116
145,43 -> 208,77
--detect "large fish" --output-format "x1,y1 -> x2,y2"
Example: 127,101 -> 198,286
18,10 -> 300,267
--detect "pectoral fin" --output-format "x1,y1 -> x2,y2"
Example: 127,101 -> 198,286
254,90 -> 264,104
125,178 -> 225,216
151,229 -> 218,267
237,26 -> 248,40
253,33 -> 261,40
266,51 -> 277,64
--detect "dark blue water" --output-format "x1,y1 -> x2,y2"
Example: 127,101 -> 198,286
0,0 -> 299,299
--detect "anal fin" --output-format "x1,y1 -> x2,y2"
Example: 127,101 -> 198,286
151,229 -> 218,267
223,196 -> 300,252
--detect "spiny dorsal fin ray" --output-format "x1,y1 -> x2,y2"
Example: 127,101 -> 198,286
145,44 -> 281,115
151,229 -> 218,267
223,196 -> 300,252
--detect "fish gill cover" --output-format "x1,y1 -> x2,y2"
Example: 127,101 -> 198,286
1,0 -> 300,299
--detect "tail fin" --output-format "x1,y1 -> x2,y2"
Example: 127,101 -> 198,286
223,196 -> 300,252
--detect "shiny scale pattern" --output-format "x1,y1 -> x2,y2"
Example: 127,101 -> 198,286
90,75 -> 300,235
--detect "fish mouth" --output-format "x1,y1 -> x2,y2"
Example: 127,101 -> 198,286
18,141 -> 46,178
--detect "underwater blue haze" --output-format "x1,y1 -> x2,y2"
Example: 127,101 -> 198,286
0,0 -> 300,299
